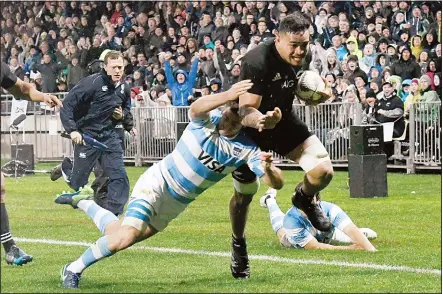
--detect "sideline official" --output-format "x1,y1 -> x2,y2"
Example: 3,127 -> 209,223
59,50 -> 131,215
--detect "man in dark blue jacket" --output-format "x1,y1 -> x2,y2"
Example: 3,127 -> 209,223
59,50 -> 131,216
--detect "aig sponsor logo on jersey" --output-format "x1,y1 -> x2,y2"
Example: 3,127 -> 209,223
197,150 -> 225,173
281,79 -> 295,89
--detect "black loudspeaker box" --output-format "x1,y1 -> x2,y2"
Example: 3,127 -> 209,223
348,154 -> 388,198
11,144 -> 35,173
350,125 -> 384,155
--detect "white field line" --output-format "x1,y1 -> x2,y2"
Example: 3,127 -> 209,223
16,237 -> 441,276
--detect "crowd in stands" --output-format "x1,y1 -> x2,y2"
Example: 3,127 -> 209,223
1,1 -> 441,110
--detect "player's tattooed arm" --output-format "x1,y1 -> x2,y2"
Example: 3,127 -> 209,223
239,106 -> 267,129
239,106 -> 282,132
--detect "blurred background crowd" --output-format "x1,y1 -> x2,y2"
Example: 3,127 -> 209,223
0,1 -> 441,108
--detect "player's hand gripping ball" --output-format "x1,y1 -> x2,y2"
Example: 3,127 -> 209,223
295,71 -> 330,104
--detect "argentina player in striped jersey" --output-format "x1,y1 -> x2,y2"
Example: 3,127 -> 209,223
54,80 -> 284,289
260,188 -> 377,251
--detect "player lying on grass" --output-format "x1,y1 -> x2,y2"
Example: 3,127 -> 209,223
54,80 -> 284,289
260,188 -> 377,251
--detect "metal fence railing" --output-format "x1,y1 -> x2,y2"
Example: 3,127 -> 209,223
409,102 -> 441,172
1,93 -> 441,173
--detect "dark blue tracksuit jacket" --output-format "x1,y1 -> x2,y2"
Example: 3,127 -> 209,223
60,70 -> 131,215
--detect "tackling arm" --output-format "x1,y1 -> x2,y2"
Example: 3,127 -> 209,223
189,80 -> 253,120
304,237 -> 365,250
259,155 -> 284,189
341,223 -> 377,251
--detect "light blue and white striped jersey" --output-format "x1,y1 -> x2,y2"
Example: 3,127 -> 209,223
283,201 -> 353,249
158,109 -> 264,203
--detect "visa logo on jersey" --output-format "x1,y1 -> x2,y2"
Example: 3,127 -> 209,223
198,150 -> 225,173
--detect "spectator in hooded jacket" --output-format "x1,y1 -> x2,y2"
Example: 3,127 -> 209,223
390,46 -> 421,80
161,51 -> 199,106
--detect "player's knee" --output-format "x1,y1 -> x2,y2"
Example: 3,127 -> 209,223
232,190 -> 253,207
233,177 -> 260,197
314,160 -> 334,185
110,228 -> 140,251
299,142 -> 332,175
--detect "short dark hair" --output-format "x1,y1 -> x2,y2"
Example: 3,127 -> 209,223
277,11 -> 311,34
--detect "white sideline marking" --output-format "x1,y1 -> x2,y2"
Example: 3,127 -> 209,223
16,237 -> 441,276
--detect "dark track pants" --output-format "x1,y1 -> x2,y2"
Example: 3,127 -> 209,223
61,137 -> 129,215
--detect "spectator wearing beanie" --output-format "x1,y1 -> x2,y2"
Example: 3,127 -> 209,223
344,55 -> 367,85
130,87 -> 141,107
399,79 -> 411,102
420,74 -> 440,103
162,52 -> 199,106
362,88 -> 378,125
377,38 -> 389,54
209,78 -> 222,94
390,46 -> 421,80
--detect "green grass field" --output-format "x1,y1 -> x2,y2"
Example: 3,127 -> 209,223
1,165 -> 441,293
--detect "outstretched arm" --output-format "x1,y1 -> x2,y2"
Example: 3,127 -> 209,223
341,223 -> 377,251
304,237 -> 366,250
259,152 -> 284,189
9,78 -> 62,107
189,80 -> 253,120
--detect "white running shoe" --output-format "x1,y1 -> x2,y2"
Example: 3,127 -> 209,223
360,228 -> 377,240
259,188 -> 277,208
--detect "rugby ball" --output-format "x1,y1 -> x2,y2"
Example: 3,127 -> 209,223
295,71 -> 326,102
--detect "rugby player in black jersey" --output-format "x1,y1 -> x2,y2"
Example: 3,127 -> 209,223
1,61 -> 61,265
228,12 -> 333,279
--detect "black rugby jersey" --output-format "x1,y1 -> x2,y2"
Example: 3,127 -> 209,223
239,38 -> 304,114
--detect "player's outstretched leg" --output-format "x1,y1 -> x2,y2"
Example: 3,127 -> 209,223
1,173 -> 32,266
60,196 -> 157,289
260,188 -> 284,233
54,185 -> 94,208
